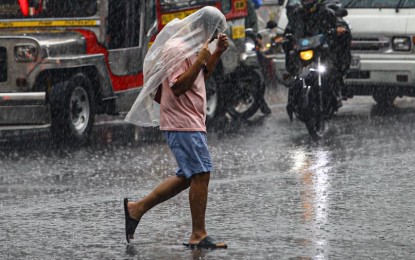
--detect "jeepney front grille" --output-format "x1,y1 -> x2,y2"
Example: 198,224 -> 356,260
0,47 -> 6,82
351,37 -> 390,52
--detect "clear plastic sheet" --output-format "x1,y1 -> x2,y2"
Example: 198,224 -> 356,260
125,6 -> 227,126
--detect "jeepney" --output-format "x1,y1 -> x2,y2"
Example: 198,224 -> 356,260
0,0 -> 247,145
0,0 -> 157,145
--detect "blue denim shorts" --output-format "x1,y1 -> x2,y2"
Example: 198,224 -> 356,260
163,131 -> 213,179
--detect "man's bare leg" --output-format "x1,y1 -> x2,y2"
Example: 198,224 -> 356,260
188,172 -> 227,248
128,175 -> 190,226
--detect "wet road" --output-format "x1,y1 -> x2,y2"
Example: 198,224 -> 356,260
1,88 -> 415,259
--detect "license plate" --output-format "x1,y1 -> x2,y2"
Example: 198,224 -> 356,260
350,55 -> 361,69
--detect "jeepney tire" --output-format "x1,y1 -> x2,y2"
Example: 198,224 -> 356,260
50,73 -> 95,146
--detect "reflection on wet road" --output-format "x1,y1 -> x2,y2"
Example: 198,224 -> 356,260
1,90 -> 415,259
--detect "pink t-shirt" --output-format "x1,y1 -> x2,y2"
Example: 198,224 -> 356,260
159,55 -> 206,132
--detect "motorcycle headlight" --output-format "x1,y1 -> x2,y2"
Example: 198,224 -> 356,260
318,65 -> 326,73
14,44 -> 38,62
300,50 -> 314,61
245,39 -> 256,53
392,36 -> 411,52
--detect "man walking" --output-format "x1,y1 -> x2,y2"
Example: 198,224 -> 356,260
124,6 -> 228,249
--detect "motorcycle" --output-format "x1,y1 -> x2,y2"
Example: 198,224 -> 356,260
206,29 -> 266,123
227,29 -> 269,119
246,28 -> 278,93
283,30 -> 340,139
252,21 -> 288,87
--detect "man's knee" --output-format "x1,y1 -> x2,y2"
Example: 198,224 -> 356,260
191,172 -> 210,182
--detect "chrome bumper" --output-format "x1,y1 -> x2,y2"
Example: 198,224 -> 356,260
0,92 -> 46,105
0,92 -> 50,126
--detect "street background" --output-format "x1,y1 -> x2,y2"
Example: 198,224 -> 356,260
1,86 -> 415,259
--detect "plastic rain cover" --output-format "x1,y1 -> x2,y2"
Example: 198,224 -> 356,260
125,6 -> 227,127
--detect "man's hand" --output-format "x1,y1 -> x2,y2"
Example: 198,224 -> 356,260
216,33 -> 229,54
274,36 -> 284,44
203,34 -> 228,79
336,26 -> 347,36
198,39 -> 212,64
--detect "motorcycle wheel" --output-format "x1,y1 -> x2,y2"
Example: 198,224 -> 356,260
300,87 -> 325,140
305,115 -> 325,140
227,69 -> 262,120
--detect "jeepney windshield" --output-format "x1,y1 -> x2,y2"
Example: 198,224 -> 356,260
0,0 -> 97,19
160,0 -> 217,12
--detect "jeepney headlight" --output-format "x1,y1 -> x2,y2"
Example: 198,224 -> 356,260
14,44 -> 38,62
392,36 -> 411,52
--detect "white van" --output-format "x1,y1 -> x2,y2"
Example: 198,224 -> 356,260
273,0 -> 415,105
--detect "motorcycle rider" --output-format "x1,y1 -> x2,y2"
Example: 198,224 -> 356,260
245,0 -> 272,115
283,0 -> 351,114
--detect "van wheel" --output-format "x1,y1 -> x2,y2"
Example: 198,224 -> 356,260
50,73 -> 95,146
373,91 -> 396,107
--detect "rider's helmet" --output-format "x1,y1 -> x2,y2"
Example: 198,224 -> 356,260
301,0 -> 322,12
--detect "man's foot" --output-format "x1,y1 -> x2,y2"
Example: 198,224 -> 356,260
183,236 -> 228,249
123,198 -> 141,243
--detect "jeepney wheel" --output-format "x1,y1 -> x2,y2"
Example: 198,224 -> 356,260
50,73 -> 95,146
373,91 -> 396,107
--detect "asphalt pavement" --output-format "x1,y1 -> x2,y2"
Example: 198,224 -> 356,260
1,86 -> 415,259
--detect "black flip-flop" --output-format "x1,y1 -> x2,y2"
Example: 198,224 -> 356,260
183,236 -> 228,249
124,198 -> 140,243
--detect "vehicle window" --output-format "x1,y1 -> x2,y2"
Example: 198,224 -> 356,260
221,0 -> 232,13
107,0 -> 141,49
340,0 -> 415,8
286,0 -> 301,5
263,0 -> 284,5
145,0 -> 156,32
287,0 -> 415,8
0,0 -> 97,19
160,0 -> 216,12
